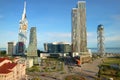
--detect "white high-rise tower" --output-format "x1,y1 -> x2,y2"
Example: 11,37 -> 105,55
72,1 -> 87,55
72,1 -> 92,63
17,1 -> 28,55
18,1 -> 28,45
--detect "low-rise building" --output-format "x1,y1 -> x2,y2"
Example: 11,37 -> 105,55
44,42 -> 71,53
0,57 -> 26,80
7,42 -> 16,56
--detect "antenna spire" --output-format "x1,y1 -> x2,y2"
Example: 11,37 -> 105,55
22,1 -> 26,20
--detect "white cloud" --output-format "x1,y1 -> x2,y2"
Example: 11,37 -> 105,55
87,32 -> 93,37
37,32 -> 71,43
105,28 -> 120,43
87,32 -> 97,37
106,36 -> 120,42
37,31 -> 120,49
37,32 -> 71,49
87,31 -> 120,48
46,32 -> 71,38
97,14 -> 120,47
87,32 -> 97,43
105,35 -> 120,47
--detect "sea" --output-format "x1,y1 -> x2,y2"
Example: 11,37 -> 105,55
0,48 -> 6,51
0,48 -> 120,54
89,48 -> 120,54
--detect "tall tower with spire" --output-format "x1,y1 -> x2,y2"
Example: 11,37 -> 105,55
18,1 -> 28,44
17,1 -> 28,55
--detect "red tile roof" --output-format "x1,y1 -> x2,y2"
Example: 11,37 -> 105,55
0,62 -> 17,74
0,57 -> 10,63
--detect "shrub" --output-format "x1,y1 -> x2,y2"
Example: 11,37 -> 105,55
116,71 -> 120,77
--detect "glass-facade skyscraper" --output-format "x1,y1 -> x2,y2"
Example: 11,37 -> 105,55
44,42 -> 71,53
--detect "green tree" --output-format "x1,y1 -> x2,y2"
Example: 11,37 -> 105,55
0,50 -> 6,56
116,71 -> 120,77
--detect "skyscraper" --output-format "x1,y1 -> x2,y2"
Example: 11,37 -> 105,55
17,1 -> 28,55
72,1 -> 88,56
18,1 -> 28,47
27,27 -> 37,57
27,27 -> 38,65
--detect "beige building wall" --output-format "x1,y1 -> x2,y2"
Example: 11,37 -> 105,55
0,58 -> 26,80
27,58 -> 33,68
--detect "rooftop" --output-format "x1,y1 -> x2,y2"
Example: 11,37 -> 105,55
78,1 -> 86,3
0,57 -> 10,63
47,42 -> 71,45
0,62 -> 17,74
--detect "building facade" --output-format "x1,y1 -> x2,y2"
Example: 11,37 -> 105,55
27,27 -> 38,65
72,1 -> 88,55
27,27 -> 37,57
0,57 -> 26,80
7,42 -> 16,56
18,1 -> 28,55
16,42 -> 25,56
71,1 -> 92,63
44,42 -> 71,53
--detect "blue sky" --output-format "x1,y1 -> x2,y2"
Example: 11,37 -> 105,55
0,0 -> 120,50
